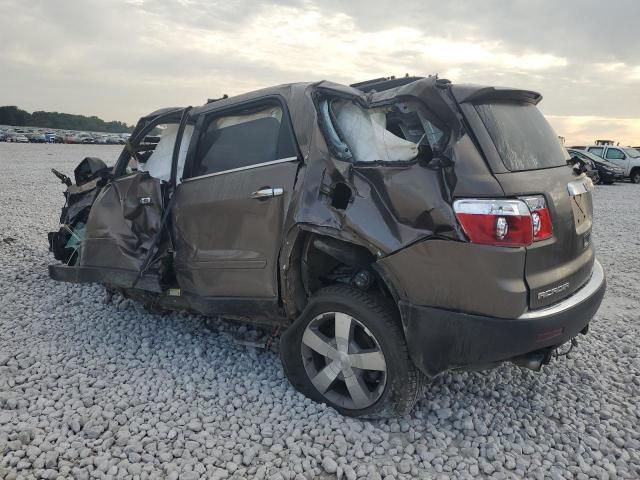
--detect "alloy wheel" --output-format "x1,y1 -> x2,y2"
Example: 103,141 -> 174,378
301,311 -> 387,410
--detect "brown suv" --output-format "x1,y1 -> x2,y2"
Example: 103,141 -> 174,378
48,76 -> 606,417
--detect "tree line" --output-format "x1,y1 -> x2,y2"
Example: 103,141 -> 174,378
0,106 -> 134,133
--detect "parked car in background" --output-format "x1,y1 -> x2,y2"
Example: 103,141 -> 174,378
565,148 -> 601,184
27,133 -> 47,143
67,133 -> 95,144
47,77 -> 605,417
576,145 -> 640,183
13,134 -> 29,143
567,148 -> 624,184
44,132 -> 61,143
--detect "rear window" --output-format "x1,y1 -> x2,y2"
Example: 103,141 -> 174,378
475,102 -> 568,171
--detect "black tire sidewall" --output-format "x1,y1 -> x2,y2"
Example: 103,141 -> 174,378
280,286 -> 415,418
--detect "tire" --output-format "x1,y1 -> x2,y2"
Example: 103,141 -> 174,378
280,285 -> 426,418
592,173 -> 600,185
631,169 -> 640,184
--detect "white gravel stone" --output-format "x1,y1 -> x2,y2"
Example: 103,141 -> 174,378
0,144 -> 639,479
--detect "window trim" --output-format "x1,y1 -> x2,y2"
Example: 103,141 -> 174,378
182,95 -> 300,180
181,156 -> 298,183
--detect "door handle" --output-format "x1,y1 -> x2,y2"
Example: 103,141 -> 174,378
251,187 -> 284,199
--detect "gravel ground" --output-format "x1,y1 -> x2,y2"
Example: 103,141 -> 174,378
0,143 -> 639,480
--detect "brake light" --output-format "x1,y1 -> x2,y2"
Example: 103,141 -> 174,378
520,196 -> 553,241
453,199 -> 533,247
453,196 -> 553,246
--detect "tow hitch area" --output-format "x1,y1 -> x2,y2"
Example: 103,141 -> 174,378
512,338 -> 579,371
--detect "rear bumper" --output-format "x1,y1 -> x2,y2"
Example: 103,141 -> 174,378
400,260 -> 606,377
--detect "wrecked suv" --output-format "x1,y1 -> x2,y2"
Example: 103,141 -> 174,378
48,76 -> 606,417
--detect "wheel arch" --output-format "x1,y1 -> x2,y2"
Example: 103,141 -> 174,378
279,227 -> 402,321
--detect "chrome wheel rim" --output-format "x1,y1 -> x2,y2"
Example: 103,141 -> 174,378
301,311 -> 387,410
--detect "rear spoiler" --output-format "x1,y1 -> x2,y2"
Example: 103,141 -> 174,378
452,85 -> 542,105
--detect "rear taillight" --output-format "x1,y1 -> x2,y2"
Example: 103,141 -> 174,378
453,199 -> 533,246
520,196 -> 553,241
453,196 -> 553,247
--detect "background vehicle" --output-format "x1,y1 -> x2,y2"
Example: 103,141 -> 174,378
27,132 -> 47,143
44,132 -> 59,143
576,145 -> 640,183
567,148 -> 624,184
47,77 -> 605,417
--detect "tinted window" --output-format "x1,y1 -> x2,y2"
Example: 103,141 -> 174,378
588,147 -> 604,158
192,102 -> 296,177
475,102 -> 567,171
605,148 -> 625,160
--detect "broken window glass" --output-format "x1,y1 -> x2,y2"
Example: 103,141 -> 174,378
323,99 -> 447,163
139,123 -> 194,183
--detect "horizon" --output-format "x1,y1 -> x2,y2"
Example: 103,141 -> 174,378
1,0 -> 639,145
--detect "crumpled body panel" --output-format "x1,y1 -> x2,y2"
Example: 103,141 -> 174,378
80,173 -> 164,272
278,78 -> 477,256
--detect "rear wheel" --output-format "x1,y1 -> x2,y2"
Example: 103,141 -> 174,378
631,169 -> 640,184
280,286 -> 425,418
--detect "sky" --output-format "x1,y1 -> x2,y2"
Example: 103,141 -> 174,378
0,0 -> 639,145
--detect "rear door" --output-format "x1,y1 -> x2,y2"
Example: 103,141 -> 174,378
460,98 -> 594,310
172,98 -> 299,300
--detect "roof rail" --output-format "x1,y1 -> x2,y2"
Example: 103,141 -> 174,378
350,75 -> 425,93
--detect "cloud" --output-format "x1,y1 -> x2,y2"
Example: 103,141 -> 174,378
0,0 -> 638,144
548,115 -> 640,146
